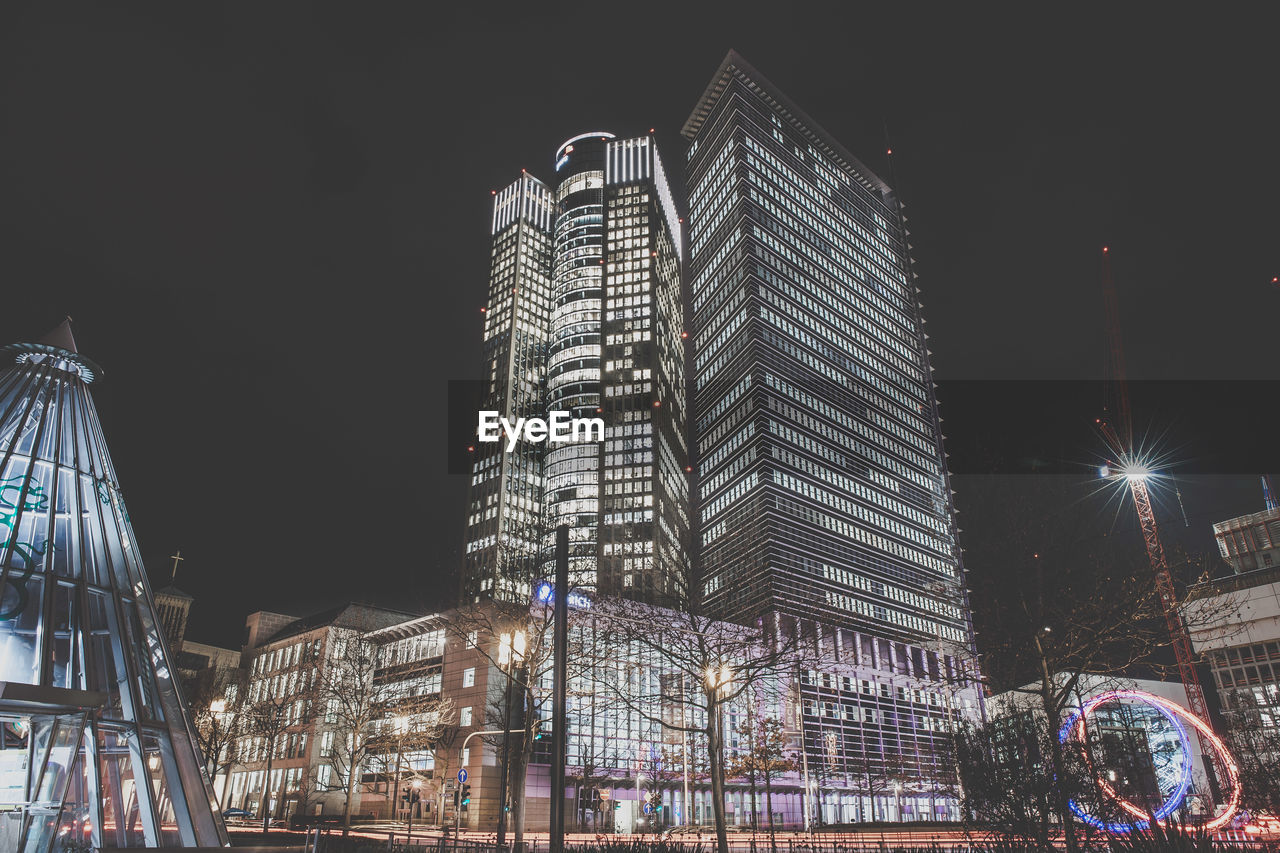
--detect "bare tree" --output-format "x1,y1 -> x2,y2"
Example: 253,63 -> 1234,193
959,475 -> 1238,852
242,689 -> 297,833
364,694 -> 457,821
592,597 -> 808,853
1219,688 -> 1280,818
310,631 -> 387,836
187,665 -> 247,808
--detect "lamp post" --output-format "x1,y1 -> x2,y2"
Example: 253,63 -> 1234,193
407,779 -> 422,843
635,772 -> 645,834
498,630 -> 526,846
390,715 -> 409,824
705,663 -> 733,841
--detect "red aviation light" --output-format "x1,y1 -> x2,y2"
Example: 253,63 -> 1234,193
680,331 -> 689,339
684,466 -> 693,473
467,446 -> 475,453
653,401 -> 661,408
886,148 -> 893,155
480,307 -> 487,313
1102,246 -> 1109,253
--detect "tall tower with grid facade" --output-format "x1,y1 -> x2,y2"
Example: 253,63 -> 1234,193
463,173 -> 555,604
464,133 -> 690,608
682,52 -> 981,819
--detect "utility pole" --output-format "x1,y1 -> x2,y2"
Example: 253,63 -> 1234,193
549,525 -> 569,853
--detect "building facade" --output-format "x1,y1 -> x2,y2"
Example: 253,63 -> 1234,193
223,603 -> 416,822
464,173 -> 556,605
1185,548 -> 1280,761
464,132 -> 690,608
681,51 -> 981,817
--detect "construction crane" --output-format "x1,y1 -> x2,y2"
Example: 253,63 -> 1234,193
1095,246 -> 1223,804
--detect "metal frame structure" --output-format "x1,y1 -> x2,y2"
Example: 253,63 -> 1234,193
0,322 -> 226,850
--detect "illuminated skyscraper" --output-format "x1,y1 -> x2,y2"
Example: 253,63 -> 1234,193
464,173 -> 555,604
464,132 -> 690,607
0,321 -> 226,849
683,53 -> 980,819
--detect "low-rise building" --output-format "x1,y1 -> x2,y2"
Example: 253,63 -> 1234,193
223,603 -> 418,822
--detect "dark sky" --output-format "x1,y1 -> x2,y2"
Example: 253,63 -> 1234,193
1,5 -> 1275,648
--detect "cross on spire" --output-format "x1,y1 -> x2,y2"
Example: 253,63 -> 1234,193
170,550 -> 184,580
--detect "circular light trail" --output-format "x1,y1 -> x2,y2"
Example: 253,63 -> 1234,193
1057,690 -> 1241,833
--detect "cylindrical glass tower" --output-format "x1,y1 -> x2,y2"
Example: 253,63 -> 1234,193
543,132 -> 614,590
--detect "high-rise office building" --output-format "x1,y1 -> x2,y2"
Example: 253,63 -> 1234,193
465,133 -> 690,606
463,174 -> 555,604
683,52 -> 980,817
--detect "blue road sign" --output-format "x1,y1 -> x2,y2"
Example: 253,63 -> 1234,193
457,769 -> 468,783
643,803 -> 654,815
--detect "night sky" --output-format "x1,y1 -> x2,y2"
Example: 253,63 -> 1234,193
1,6 -> 1275,649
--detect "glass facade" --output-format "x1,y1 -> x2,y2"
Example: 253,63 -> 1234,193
464,133 -> 691,607
682,52 -> 981,809
464,174 -> 556,604
0,327 -> 225,849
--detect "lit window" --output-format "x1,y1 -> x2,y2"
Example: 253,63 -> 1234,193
463,668 -> 475,688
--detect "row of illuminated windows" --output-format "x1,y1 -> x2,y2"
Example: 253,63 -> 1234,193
252,638 -> 320,676
748,223 -> 916,351
766,418 -> 943,529
740,135 -> 908,298
687,137 -> 735,222
702,471 -> 759,524
700,420 -> 754,481
773,490 -> 954,577
759,326 -> 938,475
695,306 -> 750,375
696,322 -> 749,390
767,417 -> 859,476
690,170 -> 739,261
772,443 -> 948,538
689,227 -> 743,307
819,562 -> 962,622
753,224 -> 918,359
697,374 -> 752,435
763,371 -> 943,484
756,262 -> 925,390
605,451 -> 653,467
759,303 -> 929,428
825,589 -> 967,644
696,395 -> 752,458
693,280 -> 749,365
700,442 -> 756,502
773,468 -> 951,557
603,509 -> 654,525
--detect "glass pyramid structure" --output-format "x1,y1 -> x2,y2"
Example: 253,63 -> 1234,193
0,322 -> 226,849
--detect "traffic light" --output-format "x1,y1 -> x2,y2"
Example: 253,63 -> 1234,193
460,783 -> 471,807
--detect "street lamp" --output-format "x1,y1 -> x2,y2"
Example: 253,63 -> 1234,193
705,664 -> 733,832
390,715 -> 409,824
894,781 -> 903,823
498,629 -> 527,846
407,779 -> 422,842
